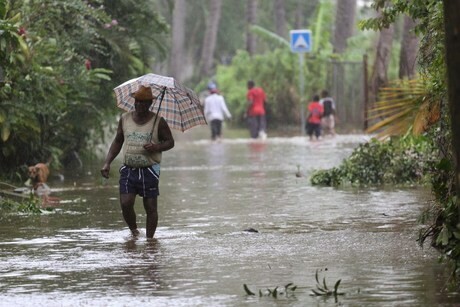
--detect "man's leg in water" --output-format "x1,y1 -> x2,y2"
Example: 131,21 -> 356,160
120,193 -> 139,235
143,197 -> 158,238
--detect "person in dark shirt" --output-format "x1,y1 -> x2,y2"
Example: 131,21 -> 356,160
319,90 -> 336,137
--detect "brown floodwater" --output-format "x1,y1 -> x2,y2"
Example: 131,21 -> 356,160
1,132 -> 459,306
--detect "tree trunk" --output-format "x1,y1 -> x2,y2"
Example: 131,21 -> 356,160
295,0 -> 303,28
274,0 -> 286,38
332,0 -> 357,123
200,0 -> 223,77
443,0 -> 460,219
246,0 -> 258,55
399,15 -> 419,79
294,0 -> 318,28
333,0 -> 357,53
369,24 -> 394,105
169,0 -> 186,82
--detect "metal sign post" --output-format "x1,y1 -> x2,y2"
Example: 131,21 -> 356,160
298,54 -> 305,135
290,29 -> 312,135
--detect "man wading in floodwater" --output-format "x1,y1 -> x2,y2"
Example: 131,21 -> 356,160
100,86 -> 175,239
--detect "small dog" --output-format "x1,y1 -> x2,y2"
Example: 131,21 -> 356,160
28,163 -> 50,189
28,163 -> 55,205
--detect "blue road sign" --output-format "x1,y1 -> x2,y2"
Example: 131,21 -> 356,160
290,29 -> 312,53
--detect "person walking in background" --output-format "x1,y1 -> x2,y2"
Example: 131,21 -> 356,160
246,80 -> 267,139
100,86 -> 175,239
204,83 -> 232,142
319,89 -> 336,137
306,94 -> 324,141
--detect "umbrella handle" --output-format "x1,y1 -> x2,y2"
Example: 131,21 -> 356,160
158,86 -> 166,102
149,87 -> 167,143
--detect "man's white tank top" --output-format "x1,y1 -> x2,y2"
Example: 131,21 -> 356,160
121,112 -> 161,167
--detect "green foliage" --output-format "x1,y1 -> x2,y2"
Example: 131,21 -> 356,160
360,0 -> 459,283
243,282 -> 298,299
359,0 -> 440,32
214,0 -> 245,58
311,0 -> 334,54
418,120 -> 460,283
310,269 -> 344,298
243,269 -> 345,302
310,168 -> 343,187
100,0 -> 169,83
0,194 -> 52,214
311,136 -> 436,187
0,0 -> 168,178
0,2 -> 29,68
366,79 -> 440,137
250,25 -> 290,49
0,0 -> 111,175
359,0 -> 446,99
429,123 -> 454,205
214,0 -> 336,128
419,194 -> 460,282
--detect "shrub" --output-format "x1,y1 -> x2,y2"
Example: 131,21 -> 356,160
310,136 -> 436,187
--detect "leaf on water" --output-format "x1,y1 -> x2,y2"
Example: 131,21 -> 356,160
311,289 -> 323,296
273,287 -> 278,298
243,284 -> 255,296
316,285 -> 327,293
323,277 -> 328,290
334,279 -> 342,294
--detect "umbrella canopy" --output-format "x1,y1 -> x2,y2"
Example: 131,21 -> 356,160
113,73 -> 207,132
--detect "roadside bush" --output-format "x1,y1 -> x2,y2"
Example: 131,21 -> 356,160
310,136 -> 436,187
0,195 -> 50,214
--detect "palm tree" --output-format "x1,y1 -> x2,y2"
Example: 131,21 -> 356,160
333,0 -> 357,53
366,78 -> 440,137
246,0 -> 258,55
200,0 -> 223,77
274,0 -> 286,38
369,24 -> 394,106
399,15 -> 419,79
170,0 -> 187,81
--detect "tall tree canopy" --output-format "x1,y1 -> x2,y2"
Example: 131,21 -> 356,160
0,0 -> 167,175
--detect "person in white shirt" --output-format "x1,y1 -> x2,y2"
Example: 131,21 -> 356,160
319,89 -> 337,136
204,83 -> 232,141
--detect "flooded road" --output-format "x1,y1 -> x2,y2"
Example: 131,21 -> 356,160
1,134 -> 459,306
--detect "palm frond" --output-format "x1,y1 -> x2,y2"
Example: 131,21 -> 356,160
250,25 -> 290,49
366,78 -> 440,137
367,108 -> 413,121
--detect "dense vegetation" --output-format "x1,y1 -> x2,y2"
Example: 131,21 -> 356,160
0,0 -> 168,179
311,0 -> 460,284
310,136 -> 436,186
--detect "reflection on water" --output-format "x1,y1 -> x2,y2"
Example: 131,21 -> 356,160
0,135 -> 459,306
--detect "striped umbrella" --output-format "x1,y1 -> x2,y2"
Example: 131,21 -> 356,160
113,73 -> 207,132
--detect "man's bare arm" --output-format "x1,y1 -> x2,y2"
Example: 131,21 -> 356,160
143,117 -> 175,153
101,118 -> 124,178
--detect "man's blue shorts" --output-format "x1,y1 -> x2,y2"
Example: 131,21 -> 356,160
119,164 -> 160,198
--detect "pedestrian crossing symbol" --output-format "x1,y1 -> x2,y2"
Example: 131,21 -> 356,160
290,29 -> 312,53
